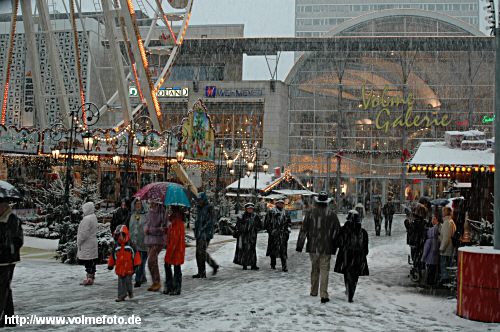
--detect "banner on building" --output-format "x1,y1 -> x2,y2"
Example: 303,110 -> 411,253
181,100 -> 216,161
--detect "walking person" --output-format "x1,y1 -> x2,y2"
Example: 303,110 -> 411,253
193,193 -> 219,278
163,205 -> 186,295
128,199 -> 148,288
0,199 -> 23,327
233,202 -> 262,270
422,216 -> 440,286
334,210 -> 369,303
372,199 -> 382,236
108,225 -> 142,302
264,199 -> 291,272
144,201 -> 166,291
77,202 -> 98,286
382,196 -> 396,236
296,192 -> 341,304
110,199 -> 131,233
439,206 -> 456,285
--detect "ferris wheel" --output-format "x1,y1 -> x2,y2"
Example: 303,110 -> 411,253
2,0 -> 193,132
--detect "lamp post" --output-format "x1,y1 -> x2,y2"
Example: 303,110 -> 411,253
50,102 -> 100,213
214,143 -> 224,205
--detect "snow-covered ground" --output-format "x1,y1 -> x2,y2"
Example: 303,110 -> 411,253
8,215 -> 500,331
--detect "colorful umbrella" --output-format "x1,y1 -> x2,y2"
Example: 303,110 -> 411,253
164,183 -> 191,208
134,182 -> 171,202
0,180 -> 22,200
134,182 -> 192,208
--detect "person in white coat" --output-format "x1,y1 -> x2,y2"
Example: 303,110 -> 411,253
77,202 -> 99,286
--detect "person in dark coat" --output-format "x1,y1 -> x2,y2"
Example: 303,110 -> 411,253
0,199 -> 23,327
110,199 -> 131,233
264,199 -> 291,272
334,210 -> 369,303
233,202 -> 262,270
382,196 -> 396,236
372,198 -> 382,236
193,192 -> 219,278
296,192 -> 341,304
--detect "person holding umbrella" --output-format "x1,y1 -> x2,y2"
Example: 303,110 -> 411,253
163,205 -> 186,295
0,181 -> 23,327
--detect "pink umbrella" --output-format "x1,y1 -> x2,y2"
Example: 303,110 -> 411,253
134,182 -> 170,202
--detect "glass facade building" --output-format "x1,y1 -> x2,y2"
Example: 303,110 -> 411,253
286,11 -> 494,202
295,0 -> 481,37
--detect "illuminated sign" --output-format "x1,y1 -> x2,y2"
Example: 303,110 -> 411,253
129,86 -> 188,98
361,84 -> 451,133
205,86 -> 263,98
482,115 -> 495,124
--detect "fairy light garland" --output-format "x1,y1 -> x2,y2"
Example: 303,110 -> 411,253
1,0 -> 19,125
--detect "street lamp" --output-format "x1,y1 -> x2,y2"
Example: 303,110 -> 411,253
230,169 -> 235,175
247,161 -> 255,171
82,132 -> 94,154
138,140 -> 148,160
176,147 -> 186,163
112,154 -> 121,165
51,147 -> 60,160
227,159 -> 234,169
262,161 -> 269,173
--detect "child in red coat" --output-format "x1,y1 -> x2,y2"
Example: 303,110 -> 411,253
108,225 -> 142,302
163,206 -> 186,295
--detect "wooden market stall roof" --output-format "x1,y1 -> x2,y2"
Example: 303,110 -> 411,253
262,170 -> 308,193
409,141 -> 494,167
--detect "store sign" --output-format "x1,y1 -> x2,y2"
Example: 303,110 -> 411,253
129,86 -> 188,98
482,114 -> 495,124
205,86 -> 263,98
361,84 -> 451,133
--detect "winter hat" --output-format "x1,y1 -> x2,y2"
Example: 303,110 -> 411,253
314,191 -> 331,204
244,202 -> 255,209
275,199 -> 285,204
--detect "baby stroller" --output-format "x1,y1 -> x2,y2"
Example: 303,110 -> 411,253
404,202 -> 428,282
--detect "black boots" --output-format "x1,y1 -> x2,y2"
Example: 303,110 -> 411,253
321,298 -> 330,304
192,272 -> 206,279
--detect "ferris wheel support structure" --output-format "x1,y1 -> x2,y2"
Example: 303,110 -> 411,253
19,0 -> 47,128
102,0 -> 132,125
119,0 -> 161,130
35,0 -> 72,128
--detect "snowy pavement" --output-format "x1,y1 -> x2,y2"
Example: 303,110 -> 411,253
8,215 -> 500,331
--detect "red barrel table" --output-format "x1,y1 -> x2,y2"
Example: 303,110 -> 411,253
457,246 -> 500,322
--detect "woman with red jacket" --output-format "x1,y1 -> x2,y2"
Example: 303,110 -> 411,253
163,205 -> 186,295
108,225 -> 142,302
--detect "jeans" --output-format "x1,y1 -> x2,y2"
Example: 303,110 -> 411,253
117,275 -> 133,299
384,215 -> 393,235
309,254 -> 331,298
135,251 -> 148,284
147,245 -> 163,284
164,264 -> 182,293
195,240 -> 217,274
0,265 -> 15,327
440,255 -> 453,282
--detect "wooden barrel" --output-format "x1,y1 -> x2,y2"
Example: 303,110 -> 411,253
457,246 -> 500,322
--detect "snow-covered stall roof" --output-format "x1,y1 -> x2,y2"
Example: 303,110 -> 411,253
272,189 -> 316,196
409,141 -> 494,166
226,172 -> 274,191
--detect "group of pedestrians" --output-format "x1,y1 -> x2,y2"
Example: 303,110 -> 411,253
75,193 -> 218,302
296,192 -> 369,303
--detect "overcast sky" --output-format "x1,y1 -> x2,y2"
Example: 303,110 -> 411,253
0,0 -> 296,81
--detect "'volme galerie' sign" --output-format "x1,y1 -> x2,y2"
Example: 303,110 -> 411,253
361,84 -> 451,133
